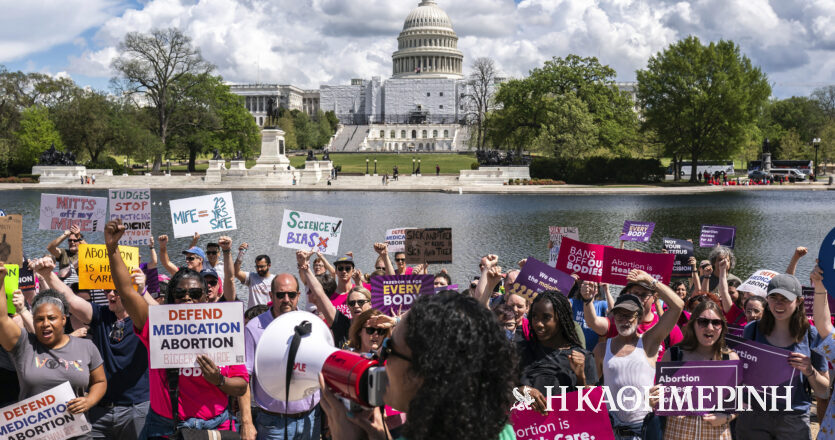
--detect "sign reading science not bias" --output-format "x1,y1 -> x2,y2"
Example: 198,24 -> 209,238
506,257 -> 575,302
39,193 -> 107,232
279,210 -> 343,256
169,192 -> 237,238
371,274 -> 434,316
148,302 -> 245,369
109,189 -> 152,246
0,381 -> 91,440
78,244 -> 139,290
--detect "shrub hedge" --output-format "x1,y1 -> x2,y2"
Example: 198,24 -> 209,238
530,156 -> 664,184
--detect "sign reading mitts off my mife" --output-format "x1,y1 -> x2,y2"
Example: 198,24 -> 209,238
148,303 -> 245,369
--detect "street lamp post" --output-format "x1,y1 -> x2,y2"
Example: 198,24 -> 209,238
146,160 -> 149,173
813,138 -> 821,178
366,159 -> 369,175
412,159 -> 415,174
374,159 -> 377,175
167,160 -> 171,175
418,159 -> 421,175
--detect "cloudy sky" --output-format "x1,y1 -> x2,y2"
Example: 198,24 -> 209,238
1,0 -> 833,98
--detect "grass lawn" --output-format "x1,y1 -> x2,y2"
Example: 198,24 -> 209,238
295,153 -> 477,174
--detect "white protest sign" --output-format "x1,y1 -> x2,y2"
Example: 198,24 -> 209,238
737,269 -> 779,297
0,381 -> 91,440
279,209 -> 343,256
168,192 -> 237,238
148,302 -> 245,369
385,228 -> 414,253
38,194 -> 108,232
108,189 -> 152,246
548,226 -> 579,266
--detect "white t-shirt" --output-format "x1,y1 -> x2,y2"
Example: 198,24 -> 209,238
245,272 -> 275,307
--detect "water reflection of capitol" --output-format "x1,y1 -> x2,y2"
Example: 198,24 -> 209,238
230,0 -> 498,153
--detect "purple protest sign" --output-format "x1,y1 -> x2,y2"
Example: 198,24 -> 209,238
506,257 -> 575,302
434,284 -> 458,294
370,274 -> 434,316
803,286 -> 835,317
655,360 -> 742,415
699,225 -> 736,248
727,324 -> 744,338
725,334 -> 797,392
511,387 -> 615,440
620,221 -> 655,243
663,237 -> 695,276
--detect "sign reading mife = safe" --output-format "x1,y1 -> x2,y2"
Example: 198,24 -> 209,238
148,302 -> 245,369
169,192 -> 237,238
78,244 -> 139,290
0,381 -> 91,440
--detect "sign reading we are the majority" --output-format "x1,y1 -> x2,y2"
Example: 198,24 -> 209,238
404,228 -> 452,265
109,189 -> 152,246
148,302 -> 245,369
0,381 -> 91,440
279,210 -> 343,256
169,192 -> 237,238
506,257 -> 575,301
0,214 -> 23,265
39,194 -> 107,232
78,244 -> 139,290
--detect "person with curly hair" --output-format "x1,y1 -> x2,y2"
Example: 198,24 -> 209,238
516,291 -> 597,415
347,309 -> 391,353
319,291 -> 517,440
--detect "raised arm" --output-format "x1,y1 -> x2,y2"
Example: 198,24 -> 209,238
189,232 -> 200,249
297,251 -> 336,325
218,237 -> 237,302
47,225 -> 79,259
715,256 -> 733,313
582,281 -> 610,336
0,264 -> 22,351
688,256 -> 702,293
786,247 -> 808,276
106,220 -> 149,330
474,255 -> 502,308
11,290 -> 34,333
316,251 -> 336,277
373,243 -> 395,275
811,263 -> 834,339
643,271 -> 684,358
234,242 -> 249,283
31,257 -> 93,324
147,236 -> 158,270
600,283 -> 614,310
157,235 -> 179,276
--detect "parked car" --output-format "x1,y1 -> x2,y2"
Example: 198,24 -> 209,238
769,168 -> 807,182
748,170 -> 770,181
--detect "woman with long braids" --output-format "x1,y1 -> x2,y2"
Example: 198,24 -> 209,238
515,290 -> 597,414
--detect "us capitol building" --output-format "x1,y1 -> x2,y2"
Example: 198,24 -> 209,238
230,0 -> 497,152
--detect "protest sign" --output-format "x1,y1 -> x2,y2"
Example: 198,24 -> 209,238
802,286 -> 835,317
385,228 -> 413,254
4,264 -> 18,315
0,214 -> 23,264
38,194 -> 107,232
555,237 -> 607,283
370,274 -> 434,316
736,269 -> 778,297
506,257 -> 575,302
620,221 -> 655,243
17,259 -> 36,291
727,324 -> 744,338
78,244 -> 139,290
404,228 -> 452,265
278,210 -> 343,256
109,189 -> 152,246
434,284 -> 458,293
725,334 -> 797,396
548,226 -> 579,266
148,302 -> 245,369
819,227 -> 835,298
655,360 -> 742,415
0,381 -> 91,440
169,192 -> 236,238
699,225 -> 736,248
511,387 -> 615,440
663,237 -> 694,276
601,247 -> 675,286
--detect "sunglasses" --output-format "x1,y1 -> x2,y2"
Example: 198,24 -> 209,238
364,327 -> 387,336
700,264 -> 711,269
206,251 -> 218,255
205,279 -> 218,287
379,337 -> 412,363
347,300 -> 369,307
173,288 -> 205,300
395,258 -> 406,262
274,291 -> 298,300
375,266 -> 385,270
695,317 -> 723,328
67,239 -> 82,243
185,256 -> 199,262
336,265 -> 353,272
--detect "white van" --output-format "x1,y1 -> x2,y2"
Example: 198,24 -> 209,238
769,168 -> 806,182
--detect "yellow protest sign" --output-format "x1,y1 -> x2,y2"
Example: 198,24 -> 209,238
79,244 -> 139,290
4,264 -> 18,314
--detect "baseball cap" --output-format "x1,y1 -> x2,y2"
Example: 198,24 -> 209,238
200,267 -> 219,280
767,273 -> 802,302
611,294 -> 643,315
334,255 -> 354,267
182,246 -> 207,260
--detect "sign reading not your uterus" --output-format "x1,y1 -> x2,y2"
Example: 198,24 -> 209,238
39,193 -> 107,232
279,209 -> 343,256
169,192 -> 237,238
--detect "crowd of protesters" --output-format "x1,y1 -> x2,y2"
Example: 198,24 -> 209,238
2,217 -> 835,440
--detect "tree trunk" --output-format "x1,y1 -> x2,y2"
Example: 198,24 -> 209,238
672,155 -> 679,182
690,151 -> 699,182
188,145 -> 198,172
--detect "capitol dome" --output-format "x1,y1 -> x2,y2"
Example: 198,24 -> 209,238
392,0 -> 464,79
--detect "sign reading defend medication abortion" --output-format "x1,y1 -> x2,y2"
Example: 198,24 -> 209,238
148,302 -> 245,369
511,387 -> 614,440
0,381 -> 91,440
78,244 -> 139,290
108,189 -> 152,246
39,193 -> 107,232
169,192 -> 237,238
279,210 -> 343,256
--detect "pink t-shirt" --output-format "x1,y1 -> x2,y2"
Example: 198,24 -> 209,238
137,319 -> 249,428
606,312 -> 683,361
331,292 -> 352,319
725,304 -> 746,327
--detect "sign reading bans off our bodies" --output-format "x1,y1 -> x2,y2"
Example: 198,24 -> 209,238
0,381 -> 91,440
404,228 -> 452,265
148,302 -> 245,369
108,189 -> 152,246
78,244 -> 139,290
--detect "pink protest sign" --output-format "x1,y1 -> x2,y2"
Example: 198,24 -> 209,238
555,237 -> 607,282
511,387 -> 615,440
601,247 -> 675,285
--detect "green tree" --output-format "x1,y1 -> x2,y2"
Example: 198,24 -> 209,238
13,106 -> 63,173
769,97 -> 826,144
812,86 -> 835,120
314,110 -> 333,148
52,89 -> 119,163
324,111 -> 339,133
278,113 -> 297,150
292,110 -> 316,150
636,36 -> 771,181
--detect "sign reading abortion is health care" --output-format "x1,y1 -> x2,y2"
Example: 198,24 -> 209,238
601,247 -> 675,286
663,237 -> 695,276
511,387 -> 615,440
108,189 -> 152,246
736,270 -> 778,297
506,257 -> 575,301
655,360 -> 742,415
78,244 -> 139,290
169,192 -> 236,238
39,193 -> 107,232
370,274 -> 434,316
148,302 -> 245,369
555,237 -> 608,283
699,225 -> 736,248
620,221 -> 655,243
0,381 -> 91,440
279,210 -> 343,256
725,334 -> 798,399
